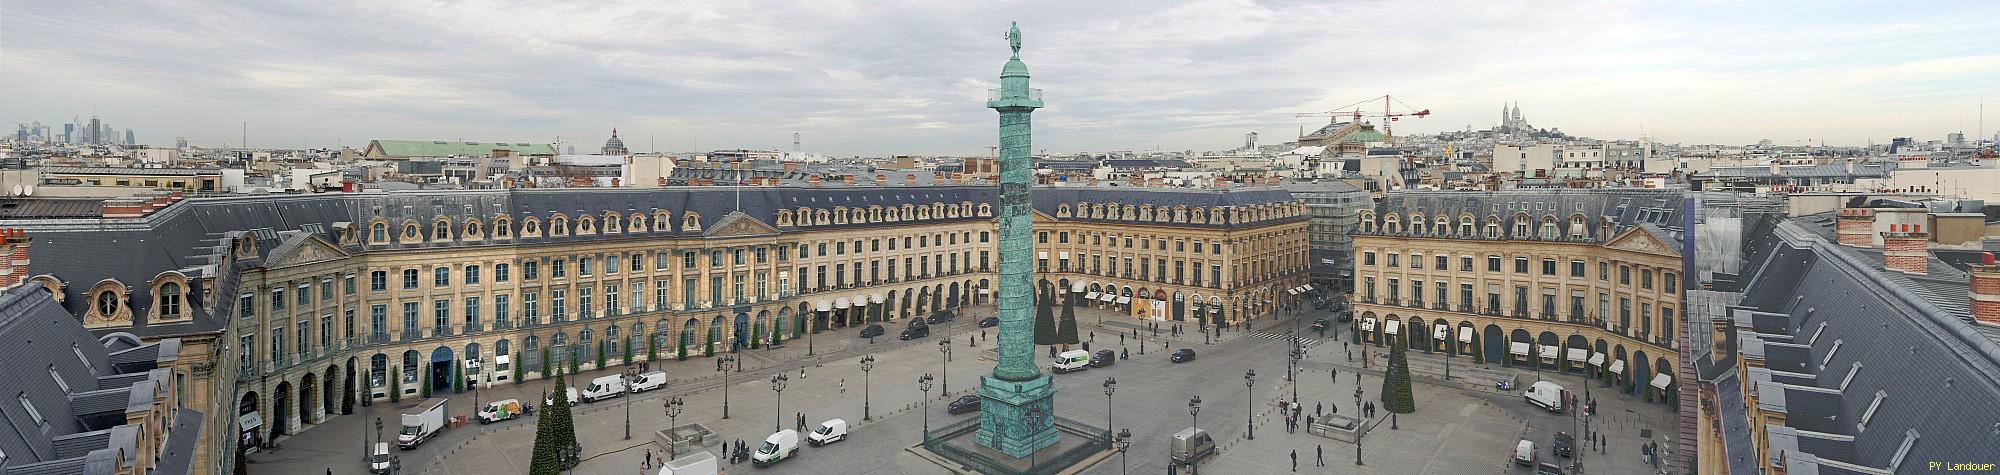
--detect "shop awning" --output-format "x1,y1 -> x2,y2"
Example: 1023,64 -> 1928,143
854,295 -> 869,307
815,300 -> 832,312
1567,348 -> 1588,362
1304,284 -> 1314,291
1539,345 -> 1559,360
495,355 -> 511,365
1609,359 -> 1626,375
1072,281 -> 1086,292
834,297 -> 851,309
1432,324 -> 1450,340
1650,373 -> 1673,390
1101,293 -> 1117,302
1038,251 -> 1048,259
1085,291 -> 1101,299
1116,296 -> 1131,304
1361,318 -> 1375,331
1588,353 -> 1605,366
1509,342 -> 1531,356
239,412 -> 263,431
871,294 -> 884,304
1287,288 -> 1298,295
1059,251 -> 1070,260
1458,327 -> 1474,343
1384,319 -> 1400,335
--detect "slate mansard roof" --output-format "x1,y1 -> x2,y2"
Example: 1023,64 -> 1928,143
1727,214 -> 2000,473
0,284 -> 198,475
1361,189 -> 1692,246
3,185 -> 1302,337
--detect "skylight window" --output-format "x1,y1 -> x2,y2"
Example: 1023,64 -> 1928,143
1820,339 -> 1843,371
1858,390 -> 1887,433
18,394 -> 46,433
49,366 -> 69,394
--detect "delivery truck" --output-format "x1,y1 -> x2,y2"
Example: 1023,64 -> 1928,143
582,374 -> 628,403
657,451 -> 717,475
1524,381 -> 1569,413
397,398 -> 449,449
477,399 -> 524,424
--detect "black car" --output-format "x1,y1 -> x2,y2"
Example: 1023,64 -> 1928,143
1553,432 -> 1574,458
1310,319 -> 1329,331
927,310 -> 955,324
1336,311 -> 1353,323
1170,348 -> 1197,363
1089,349 -> 1116,367
977,316 -> 999,328
899,325 -> 929,340
859,324 -> 884,338
947,395 -> 981,414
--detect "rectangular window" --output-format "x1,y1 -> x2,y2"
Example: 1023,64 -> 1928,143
684,252 -> 697,268
1542,259 -> 1556,276
523,260 -> 540,280
1513,257 -> 1528,274
709,277 -> 723,306
495,264 -> 511,282
579,257 -> 594,276
402,302 -> 418,335
371,271 -> 387,291
1410,254 -> 1422,269
1387,253 -> 1400,268
551,289 -> 567,319
464,297 -> 480,326
1665,273 -> 1678,294
552,259 -> 567,278
711,250 -> 725,267
433,299 -> 449,331
434,267 -> 450,287
1436,255 -> 1448,270
733,275 -> 745,303
578,289 -> 593,318
1487,256 -> 1501,272
494,295 -> 510,323
295,284 -> 310,306
1460,256 -> 1473,271
632,253 -> 644,272
657,252 -> 671,270
271,288 -> 285,312
1641,269 -> 1654,289
1570,260 -> 1585,277
656,280 -> 671,309
603,285 -> 619,314
524,293 -> 539,323
1620,265 -> 1631,285
607,255 -> 621,274
370,305 -> 387,336
465,265 -> 481,285
320,279 -> 333,301
1599,261 -> 1609,281
734,249 -> 746,265
1363,251 -> 1376,266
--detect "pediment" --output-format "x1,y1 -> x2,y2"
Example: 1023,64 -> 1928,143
704,211 -> 780,238
1030,209 -> 1059,222
1603,227 -> 1679,258
268,234 -> 349,268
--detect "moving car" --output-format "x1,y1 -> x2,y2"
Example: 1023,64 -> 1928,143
977,316 -> 999,328
1553,431 -> 1574,457
947,395 -> 981,414
582,374 -> 628,402
1169,427 -> 1215,464
1170,348 -> 1197,363
1310,319 -> 1329,331
1514,439 -> 1538,466
1089,349 -> 1116,367
477,399 -> 524,424
899,325 -> 930,340
807,419 -> 848,447
1337,311 -> 1353,323
750,430 -> 800,467
1052,350 -> 1091,373
368,442 -> 397,474
858,324 -> 885,338
630,371 -> 668,393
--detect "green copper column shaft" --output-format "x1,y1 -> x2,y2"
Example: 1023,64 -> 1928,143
987,23 -> 1044,383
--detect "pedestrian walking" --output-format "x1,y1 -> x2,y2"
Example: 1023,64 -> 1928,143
1317,444 -> 1324,466
1316,402 -> 1323,416
970,335 -> 976,347
644,449 -> 653,469
1090,330 -> 1095,342
1120,334 -> 1126,344
800,366 -> 808,379
1290,449 -> 1297,472
981,329 -> 987,340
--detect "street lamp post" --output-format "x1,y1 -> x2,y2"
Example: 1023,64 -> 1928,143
1187,396 -> 1202,475
1354,381 -> 1364,466
623,367 -> 638,440
1115,428 -> 1132,475
938,339 -> 951,396
1244,369 -> 1256,440
918,374 -> 934,446
663,396 -> 683,434
771,373 -> 789,431
860,355 -> 876,421
1026,409 -> 1047,470
717,355 -> 735,419
1102,377 -> 1117,447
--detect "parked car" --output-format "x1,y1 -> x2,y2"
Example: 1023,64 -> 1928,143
926,310 -> 955,324
1310,319 -> 1329,331
899,325 -> 930,340
1336,311 -> 1353,322
859,324 -> 885,338
630,371 -> 668,393
1169,427 -> 1216,464
1553,431 -> 1574,458
1170,348 -> 1197,363
1514,439 -> 1538,466
1535,462 -> 1565,475
477,399 -> 524,424
545,387 -> 579,406
947,395 -> 981,414
977,316 -> 999,328
1089,349 -> 1116,367
581,374 -> 628,403
751,430 -> 800,467
368,442 -> 396,474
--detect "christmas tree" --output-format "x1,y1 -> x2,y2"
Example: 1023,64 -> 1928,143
1380,334 -> 1417,416
1056,288 -> 1080,347
529,368 -> 581,474
1033,285 -> 1058,346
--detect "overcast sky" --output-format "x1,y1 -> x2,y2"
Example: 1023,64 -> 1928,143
5,0 -> 1998,155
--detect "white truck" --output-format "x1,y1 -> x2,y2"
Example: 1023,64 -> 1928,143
582,374 -> 627,403
656,451 -> 717,475
1052,350 -> 1092,373
630,371 -> 668,393
807,418 -> 848,446
1524,381 -> 1569,413
397,398 -> 449,449
751,429 -> 800,467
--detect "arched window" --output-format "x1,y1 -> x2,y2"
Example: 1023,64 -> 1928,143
370,222 -> 389,243
494,218 -> 513,238
157,282 -> 182,318
1459,216 -> 1475,237
1484,216 -> 1501,239
433,220 -> 451,240
1539,218 -> 1559,240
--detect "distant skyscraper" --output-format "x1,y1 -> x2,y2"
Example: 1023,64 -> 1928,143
87,117 -> 101,144
124,128 -> 135,146
14,125 -> 26,142
175,137 -> 188,150
63,123 -> 74,144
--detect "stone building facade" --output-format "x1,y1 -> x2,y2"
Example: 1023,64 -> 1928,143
3,183 -> 1308,471
1348,189 -> 1688,404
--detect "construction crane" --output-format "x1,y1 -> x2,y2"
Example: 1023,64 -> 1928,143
1294,94 -> 1431,140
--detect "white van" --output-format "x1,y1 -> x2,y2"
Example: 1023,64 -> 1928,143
658,451 -> 717,475
1052,350 -> 1092,373
1514,439 -> 1538,465
752,429 -> 800,467
582,374 -> 628,402
1524,381 -> 1568,413
630,371 -> 668,393
545,387 -> 579,406
368,442 -> 396,474
807,419 -> 848,446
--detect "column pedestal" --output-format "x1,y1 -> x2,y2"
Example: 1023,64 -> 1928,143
974,373 -> 1059,458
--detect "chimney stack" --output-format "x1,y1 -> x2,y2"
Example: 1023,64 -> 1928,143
1836,208 -> 1875,247
1970,252 -> 2000,327
0,229 -> 30,288
1880,221 -> 1930,274
807,175 -> 821,187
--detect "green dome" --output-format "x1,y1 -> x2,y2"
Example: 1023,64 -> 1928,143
1002,58 -> 1030,77
1342,125 -> 1386,143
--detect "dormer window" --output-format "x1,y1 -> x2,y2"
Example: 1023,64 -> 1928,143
96,290 -> 120,316
433,221 -> 450,240
157,282 -> 182,318
494,219 -> 512,238
402,223 -> 420,240
370,222 -> 388,243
